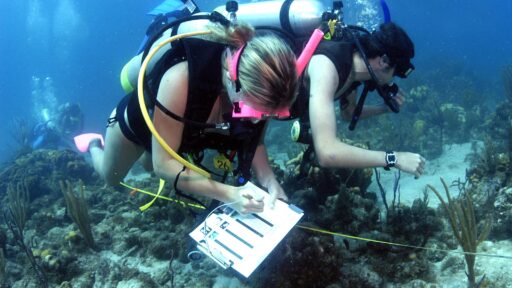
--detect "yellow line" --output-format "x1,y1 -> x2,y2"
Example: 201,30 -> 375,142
297,225 -> 512,259
119,182 -> 512,260
120,182 -> 206,210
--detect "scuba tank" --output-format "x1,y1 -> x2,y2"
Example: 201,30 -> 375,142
120,0 -> 327,94
172,0 -> 327,52
143,0 -> 328,53
165,0 -> 327,37
213,0 -> 326,37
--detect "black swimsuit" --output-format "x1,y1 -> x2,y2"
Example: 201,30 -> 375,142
290,40 -> 360,119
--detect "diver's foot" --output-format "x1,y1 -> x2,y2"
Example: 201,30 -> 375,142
187,250 -> 204,262
74,133 -> 104,153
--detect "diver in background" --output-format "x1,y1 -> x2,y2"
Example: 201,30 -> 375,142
56,102 -> 84,138
30,76 -> 84,150
31,102 -> 84,150
31,76 -> 57,125
31,75 -> 59,150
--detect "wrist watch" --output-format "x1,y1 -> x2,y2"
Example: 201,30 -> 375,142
384,151 -> 396,171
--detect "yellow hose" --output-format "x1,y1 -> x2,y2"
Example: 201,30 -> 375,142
137,30 -> 213,178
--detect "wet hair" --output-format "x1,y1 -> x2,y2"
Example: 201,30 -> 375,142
358,22 -> 414,75
209,23 -> 298,110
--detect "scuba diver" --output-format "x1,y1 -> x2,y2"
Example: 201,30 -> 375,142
32,102 -> 84,150
247,0 -> 425,178
74,2 -> 300,214
196,0 -> 426,177
30,75 -> 84,150
31,121 -> 61,150
292,20 -> 426,178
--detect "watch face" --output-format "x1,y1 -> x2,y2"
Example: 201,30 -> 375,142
387,153 -> 396,164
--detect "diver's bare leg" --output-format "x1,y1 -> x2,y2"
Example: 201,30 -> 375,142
139,151 -> 154,172
90,108 -> 144,186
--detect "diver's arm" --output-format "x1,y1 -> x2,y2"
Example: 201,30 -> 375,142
340,90 -> 390,121
361,104 -> 391,116
342,87 -> 406,120
308,55 -> 389,169
152,62 -> 264,213
252,140 -> 287,205
308,57 -> 425,176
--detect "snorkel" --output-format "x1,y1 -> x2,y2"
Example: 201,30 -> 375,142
325,0 -> 414,130
347,27 -> 401,130
380,0 -> 391,24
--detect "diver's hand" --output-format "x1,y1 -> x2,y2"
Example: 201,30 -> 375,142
265,178 -> 288,209
229,184 -> 265,214
394,89 -> 406,107
395,152 -> 426,179
381,89 -> 405,114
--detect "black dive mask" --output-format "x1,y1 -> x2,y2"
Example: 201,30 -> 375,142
393,59 -> 415,78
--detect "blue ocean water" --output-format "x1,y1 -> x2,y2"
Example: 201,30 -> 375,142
0,0 -> 511,160
0,1 -> 511,286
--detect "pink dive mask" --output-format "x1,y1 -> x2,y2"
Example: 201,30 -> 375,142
228,29 -> 324,120
232,101 -> 290,119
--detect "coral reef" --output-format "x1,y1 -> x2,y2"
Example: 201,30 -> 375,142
0,144 -> 508,287
60,180 -> 94,249
385,193 -> 442,249
428,178 -> 492,287
489,186 -> 512,240
250,230 -> 342,288
0,149 -> 98,199
2,58 -> 512,287
466,138 -> 511,186
283,145 -> 377,235
4,180 -> 48,287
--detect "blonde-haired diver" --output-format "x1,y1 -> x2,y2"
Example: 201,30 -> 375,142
76,17 -> 298,214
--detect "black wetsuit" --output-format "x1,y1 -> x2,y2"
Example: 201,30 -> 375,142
114,38 -> 266,181
291,40 -> 361,119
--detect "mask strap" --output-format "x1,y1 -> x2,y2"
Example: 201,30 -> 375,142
228,44 -> 246,92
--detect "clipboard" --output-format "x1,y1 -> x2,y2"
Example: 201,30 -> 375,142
189,182 -> 304,277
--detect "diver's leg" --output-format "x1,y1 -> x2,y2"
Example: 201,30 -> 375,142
90,108 -> 143,186
139,151 -> 154,172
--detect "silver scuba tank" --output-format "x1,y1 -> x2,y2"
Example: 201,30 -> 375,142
214,0 -> 326,37
121,1 -> 327,93
173,1 -> 327,37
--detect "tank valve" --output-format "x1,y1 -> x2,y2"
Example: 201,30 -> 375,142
291,120 -> 312,144
226,1 -> 239,24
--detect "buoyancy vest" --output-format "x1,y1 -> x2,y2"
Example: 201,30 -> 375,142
290,40 -> 361,120
145,37 -> 266,181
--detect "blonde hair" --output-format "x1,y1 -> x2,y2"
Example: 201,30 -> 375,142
209,23 -> 298,110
